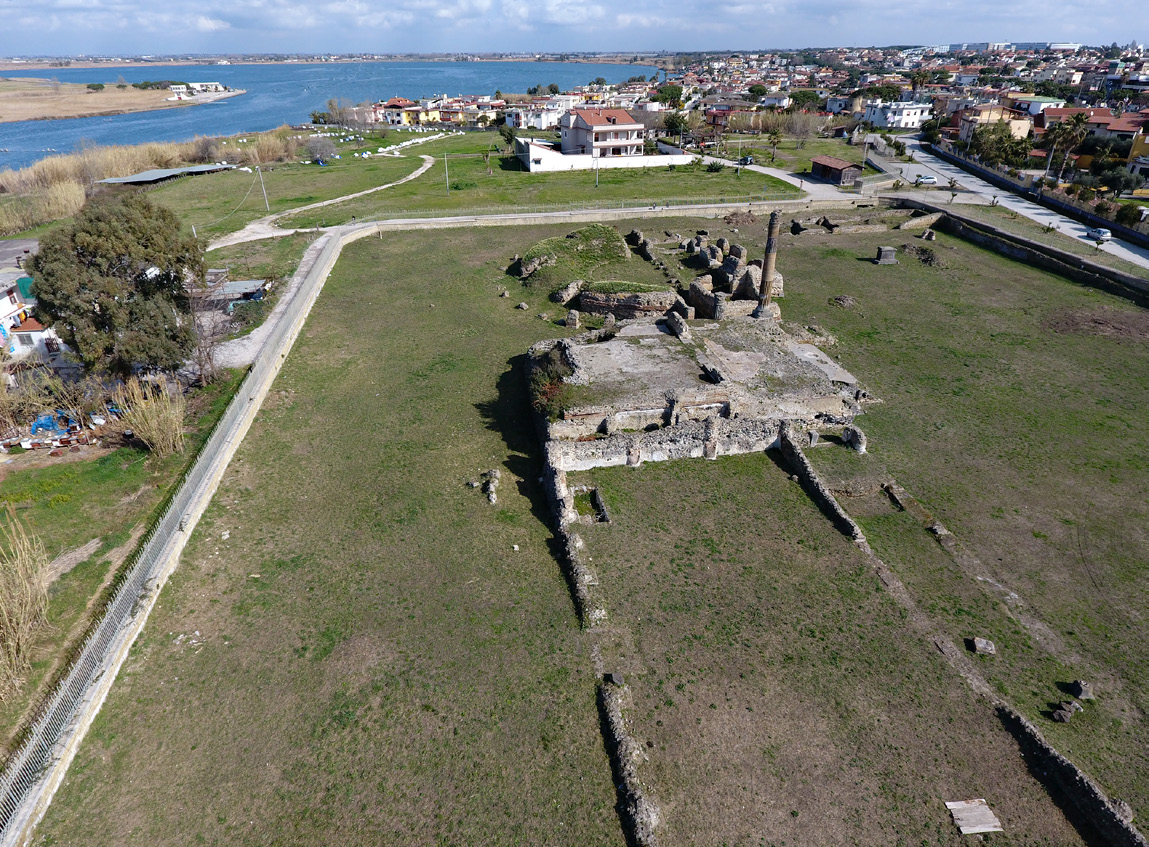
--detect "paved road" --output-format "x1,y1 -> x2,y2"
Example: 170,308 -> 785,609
903,138 -> 1149,271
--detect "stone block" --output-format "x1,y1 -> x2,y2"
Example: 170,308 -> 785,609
566,309 -> 580,329
666,311 -> 691,341
716,237 -> 730,254
728,244 -> 747,260
1072,680 -> 1095,700
876,246 -> 898,265
972,637 -> 996,656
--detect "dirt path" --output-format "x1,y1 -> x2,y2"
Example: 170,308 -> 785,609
207,154 -> 435,251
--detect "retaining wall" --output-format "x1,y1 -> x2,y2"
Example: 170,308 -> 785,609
895,200 -> 1149,307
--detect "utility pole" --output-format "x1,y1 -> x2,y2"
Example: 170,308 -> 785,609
444,153 -> 450,196
257,166 -> 270,212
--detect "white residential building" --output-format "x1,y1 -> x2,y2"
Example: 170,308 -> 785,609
559,109 -> 644,158
863,99 -> 933,129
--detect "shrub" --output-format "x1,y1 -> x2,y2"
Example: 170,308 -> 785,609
1115,203 -> 1145,227
1079,187 -> 1097,202
0,505 -> 49,698
1093,201 -> 1113,217
86,83 -> 104,91
706,161 -> 725,172
112,377 -> 186,459
529,346 -> 574,421
449,180 -> 477,191
1065,183 -> 1079,196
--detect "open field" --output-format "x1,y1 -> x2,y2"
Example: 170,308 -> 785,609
724,135 -> 877,176
144,151 -> 420,236
275,134 -> 800,228
0,371 -> 244,760
0,78 -> 181,123
766,226 -> 1149,824
574,454 -> 1088,846
24,212 -> 1149,845
34,224 -> 630,847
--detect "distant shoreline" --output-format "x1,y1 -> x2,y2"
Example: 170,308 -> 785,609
0,57 -> 660,73
0,88 -> 245,125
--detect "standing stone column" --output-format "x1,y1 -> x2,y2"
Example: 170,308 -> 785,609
755,211 -> 781,318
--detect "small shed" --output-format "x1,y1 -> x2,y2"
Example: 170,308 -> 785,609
810,155 -> 863,185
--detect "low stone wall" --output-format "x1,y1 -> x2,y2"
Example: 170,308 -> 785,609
777,424 -> 869,547
578,289 -> 678,319
894,200 -> 1149,307
997,705 -> 1148,847
598,682 -> 660,847
547,417 -> 782,472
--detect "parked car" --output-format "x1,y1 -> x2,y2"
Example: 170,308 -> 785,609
1085,227 -> 1112,243
915,175 -> 937,185
738,155 -> 754,166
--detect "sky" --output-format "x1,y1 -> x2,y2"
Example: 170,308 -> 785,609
0,0 -> 1142,58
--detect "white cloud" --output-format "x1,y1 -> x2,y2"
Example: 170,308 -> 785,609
194,15 -> 230,31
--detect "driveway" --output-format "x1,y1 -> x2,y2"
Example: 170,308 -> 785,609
904,138 -> 1149,271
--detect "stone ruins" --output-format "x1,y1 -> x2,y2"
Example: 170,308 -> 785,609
530,212 -> 874,481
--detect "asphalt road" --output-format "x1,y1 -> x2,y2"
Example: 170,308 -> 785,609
904,138 -> 1149,271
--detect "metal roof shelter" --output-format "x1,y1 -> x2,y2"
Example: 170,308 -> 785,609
97,164 -> 234,185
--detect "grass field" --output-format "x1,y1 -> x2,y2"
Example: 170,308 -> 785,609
0,78 -> 174,123
573,454 -> 1087,846
143,154 -> 422,236
27,214 -> 1149,845
724,135 -> 875,176
0,371 -> 245,758
277,134 -> 800,228
34,224 -> 631,847
767,226 -> 1149,825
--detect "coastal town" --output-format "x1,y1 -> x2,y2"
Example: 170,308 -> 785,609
0,29 -> 1147,847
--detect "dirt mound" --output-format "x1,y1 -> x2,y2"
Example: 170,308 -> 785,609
1045,306 -> 1149,340
830,295 -> 858,309
724,210 -> 758,226
901,243 -> 944,267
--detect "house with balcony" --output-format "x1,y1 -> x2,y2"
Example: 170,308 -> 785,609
559,109 -> 644,158
862,99 -> 933,129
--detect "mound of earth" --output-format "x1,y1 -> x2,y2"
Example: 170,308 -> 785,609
1044,306 -> 1149,340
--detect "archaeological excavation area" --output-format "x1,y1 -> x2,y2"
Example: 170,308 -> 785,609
31,210 -> 1149,846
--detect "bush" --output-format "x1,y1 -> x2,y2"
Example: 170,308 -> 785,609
1065,183 -> 1079,196
1094,201 -> 1113,217
86,83 -> 104,91
706,161 -> 725,172
1079,187 -> 1097,202
1115,203 -> 1146,227
449,180 -> 477,191
112,377 -> 186,459
529,346 -> 574,421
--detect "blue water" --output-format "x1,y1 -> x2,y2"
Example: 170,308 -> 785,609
0,61 -> 653,170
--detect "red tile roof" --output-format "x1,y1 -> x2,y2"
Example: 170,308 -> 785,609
572,108 -> 640,127
12,316 -> 44,332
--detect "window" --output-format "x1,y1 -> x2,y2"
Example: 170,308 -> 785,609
6,289 -> 16,305
16,334 -> 31,348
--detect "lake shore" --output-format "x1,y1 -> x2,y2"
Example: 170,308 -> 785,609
0,83 -> 245,124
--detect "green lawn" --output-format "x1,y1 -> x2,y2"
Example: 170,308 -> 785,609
278,135 -> 800,227
724,135 -> 873,176
143,154 -> 423,236
34,224 -> 628,847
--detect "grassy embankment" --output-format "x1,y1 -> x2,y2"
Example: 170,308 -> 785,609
0,370 -> 245,758
942,202 -> 1149,280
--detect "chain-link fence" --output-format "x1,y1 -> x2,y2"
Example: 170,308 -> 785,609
0,230 -> 345,844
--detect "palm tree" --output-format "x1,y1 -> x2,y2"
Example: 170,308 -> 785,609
767,129 -> 783,161
1055,112 -> 1091,183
